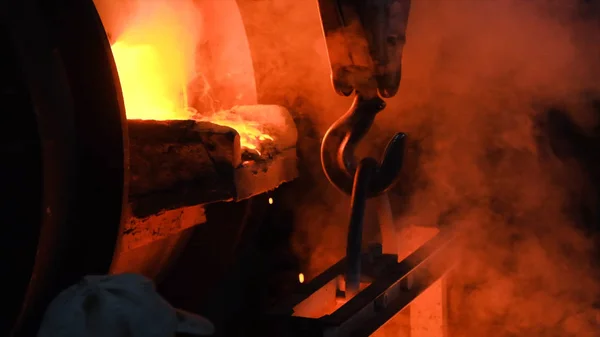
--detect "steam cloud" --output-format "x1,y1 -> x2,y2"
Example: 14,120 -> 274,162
96,0 -> 600,335
384,2 -> 600,336
243,0 -> 600,336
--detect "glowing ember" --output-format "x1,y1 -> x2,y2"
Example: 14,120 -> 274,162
110,1 -> 273,151
192,109 -> 274,152
298,273 -> 305,284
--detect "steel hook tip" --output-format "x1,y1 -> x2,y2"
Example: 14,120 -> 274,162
321,94 -> 406,197
370,132 -> 406,194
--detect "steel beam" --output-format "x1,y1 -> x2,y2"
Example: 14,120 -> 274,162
265,230 -> 457,337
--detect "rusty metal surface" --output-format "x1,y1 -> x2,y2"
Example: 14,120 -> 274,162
266,231 -> 456,337
127,119 -> 298,217
318,0 -> 411,197
118,205 -> 207,253
316,0 -> 411,97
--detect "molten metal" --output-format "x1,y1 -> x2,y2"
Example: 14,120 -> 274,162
109,1 -> 274,152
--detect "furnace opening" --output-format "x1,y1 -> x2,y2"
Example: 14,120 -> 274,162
105,0 -> 280,154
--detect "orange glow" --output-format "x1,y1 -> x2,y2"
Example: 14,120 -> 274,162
373,226 -> 445,337
110,1 -> 272,151
298,273 -> 305,283
293,277 -> 370,318
193,108 -> 274,152
112,41 -> 191,120
111,1 -> 197,121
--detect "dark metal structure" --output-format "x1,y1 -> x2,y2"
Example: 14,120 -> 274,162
266,232 -> 455,337
260,1 -> 457,336
317,0 -> 414,297
1,0 -> 127,335
318,0 -> 410,197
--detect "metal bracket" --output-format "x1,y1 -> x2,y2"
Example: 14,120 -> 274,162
264,230 -> 457,337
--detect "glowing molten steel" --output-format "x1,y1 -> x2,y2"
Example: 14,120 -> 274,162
110,2 -> 272,151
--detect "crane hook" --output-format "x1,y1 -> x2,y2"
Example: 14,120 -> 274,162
320,92 -> 406,198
